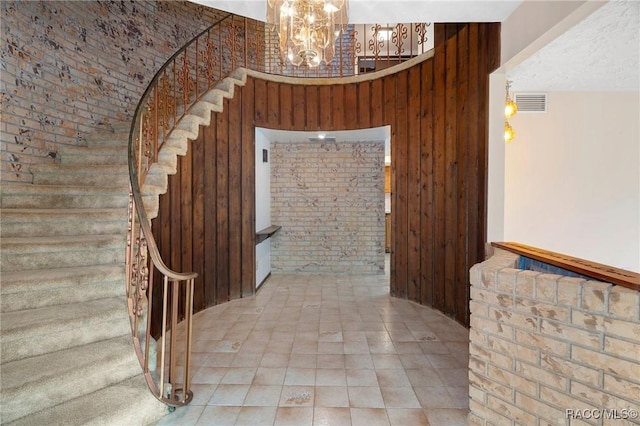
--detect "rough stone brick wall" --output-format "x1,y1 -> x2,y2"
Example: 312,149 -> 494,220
1,0 -> 226,183
468,249 -> 640,425
270,140 -> 384,274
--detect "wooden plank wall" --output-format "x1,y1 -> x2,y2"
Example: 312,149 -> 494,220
152,22 -> 500,326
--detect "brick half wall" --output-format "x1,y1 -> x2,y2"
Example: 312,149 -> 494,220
270,140 -> 385,274
468,249 -> 640,425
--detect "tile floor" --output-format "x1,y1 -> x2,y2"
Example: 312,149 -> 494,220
156,265 -> 470,426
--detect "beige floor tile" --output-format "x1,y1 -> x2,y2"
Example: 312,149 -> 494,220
345,354 -> 374,369
348,386 -> 385,408
317,354 -> 345,369
350,408 -> 390,426
253,367 -> 287,385
190,367 -> 227,385
346,368 -> 379,386
371,354 -> 403,369
235,406 -> 278,425
279,385 -> 315,407
220,367 -> 256,385
424,408 -> 469,426
284,367 -> 316,385
157,270 -> 473,425
194,405 -> 239,425
243,384 -> 283,406
413,386 -> 457,408
288,353 -> 318,368
380,386 -> 421,408
313,407 -> 352,425
314,386 -> 350,407
275,406 -> 314,426
207,384 -> 250,406
315,368 -> 347,386
375,369 -> 411,387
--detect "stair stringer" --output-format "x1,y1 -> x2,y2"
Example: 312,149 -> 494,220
139,69 -> 248,219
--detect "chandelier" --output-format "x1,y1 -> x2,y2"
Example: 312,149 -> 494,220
267,0 -> 349,68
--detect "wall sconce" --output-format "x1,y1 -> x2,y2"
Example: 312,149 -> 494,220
504,80 -> 517,143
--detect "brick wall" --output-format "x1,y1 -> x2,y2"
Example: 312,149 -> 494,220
468,249 -> 640,425
1,0 -> 226,183
270,141 -> 385,274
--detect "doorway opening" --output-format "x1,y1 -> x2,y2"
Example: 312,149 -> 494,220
255,126 -> 391,288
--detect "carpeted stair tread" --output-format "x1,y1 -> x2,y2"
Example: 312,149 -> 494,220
59,146 -> 128,165
6,374 -> 167,426
1,264 -> 124,294
0,264 -> 124,312
1,234 -> 126,271
1,234 -> 126,251
1,184 -> 129,209
1,335 -> 143,423
0,297 -> 130,362
30,164 -> 129,186
1,209 -> 127,237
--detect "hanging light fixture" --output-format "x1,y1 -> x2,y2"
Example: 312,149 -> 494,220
504,79 -> 517,143
267,0 -> 349,68
504,121 -> 516,143
504,80 -> 518,119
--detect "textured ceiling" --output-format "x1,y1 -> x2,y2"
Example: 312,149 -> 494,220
188,0 -> 639,93
189,0 -> 522,23
508,0 -> 640,92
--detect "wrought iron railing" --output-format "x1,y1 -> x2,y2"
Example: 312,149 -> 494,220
126,12 -> 431,407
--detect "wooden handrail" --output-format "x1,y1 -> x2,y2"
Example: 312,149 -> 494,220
492,242 -> 640,291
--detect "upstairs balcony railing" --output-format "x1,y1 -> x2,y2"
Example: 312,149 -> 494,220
126,12 -> 431,406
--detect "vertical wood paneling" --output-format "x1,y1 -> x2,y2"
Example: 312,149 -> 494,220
455,24 -> 470,320
392,72 -> 408,299
407,65 -> 422,302
152,22 -> 501,326
305,86 -> 319,130
432,24 -> 447,311
191,132 -> 205,310
383,74 -> 399,296
419,59 -> 434,307
241,81 -> 256,297
267,81 -> 280,128
344,83 -> 357,127
444,24 -> 459,316
319,86 -> 333,128
216,104 -> 230,303
331,84 -> 345,129
357,81 -> 371,129
203,116 -> 218,306
228,90 -> 242,300
180,136 -> 193,317
279,84 -> 293,130
467,24 -> 481,283
292,85 -> 306,128
370,78 -> 383,125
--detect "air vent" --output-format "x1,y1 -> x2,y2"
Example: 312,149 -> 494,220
515,93 -> 547,113
309,137 -> 336,142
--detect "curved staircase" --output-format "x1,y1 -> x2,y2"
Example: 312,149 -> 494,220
0,70 -> 246,425
0,121 -> 166,425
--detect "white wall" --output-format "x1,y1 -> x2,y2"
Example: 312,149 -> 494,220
255,128 -> 272,287
504,91 -> 640,272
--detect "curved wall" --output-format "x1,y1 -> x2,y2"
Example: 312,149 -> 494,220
1,1 -> 226,182
154,23 -> 501,326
